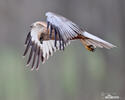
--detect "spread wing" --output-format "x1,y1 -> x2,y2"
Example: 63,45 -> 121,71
46,12 -> 83,44
23,28 -> 69,70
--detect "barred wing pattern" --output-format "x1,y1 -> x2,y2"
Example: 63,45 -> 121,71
23,29 -> 69,70
46,12 -> 82,47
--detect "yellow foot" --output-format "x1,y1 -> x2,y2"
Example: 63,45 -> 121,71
85,45 -> 95,52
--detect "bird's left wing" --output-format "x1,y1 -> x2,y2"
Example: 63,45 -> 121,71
46,12 -> 82,45
23,28 -> 66,70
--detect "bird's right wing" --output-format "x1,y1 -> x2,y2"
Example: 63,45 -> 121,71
46,12 -> 83,46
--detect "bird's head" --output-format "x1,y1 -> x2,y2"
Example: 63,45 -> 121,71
30,21 -> 47,29
29,21 -> 49,44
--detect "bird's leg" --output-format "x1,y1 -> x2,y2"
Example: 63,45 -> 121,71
86,45 -> 95,52
80,39 -> 95,52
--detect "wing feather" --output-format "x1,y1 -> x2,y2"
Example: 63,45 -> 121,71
23,28 -> 70,70
46,12 -> 82,42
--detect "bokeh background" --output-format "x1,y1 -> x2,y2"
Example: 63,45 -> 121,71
0,0 -> 124,100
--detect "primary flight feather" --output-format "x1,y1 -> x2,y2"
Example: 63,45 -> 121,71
23,12 -> 116,70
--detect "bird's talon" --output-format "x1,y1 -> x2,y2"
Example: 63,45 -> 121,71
86,45 -> 95,52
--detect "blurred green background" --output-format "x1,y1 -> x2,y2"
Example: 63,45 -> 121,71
0,0 -> 124,100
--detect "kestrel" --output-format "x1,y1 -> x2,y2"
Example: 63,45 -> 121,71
23,12 -> 116,70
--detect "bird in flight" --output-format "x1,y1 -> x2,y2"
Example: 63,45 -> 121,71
23,12 -> 116,70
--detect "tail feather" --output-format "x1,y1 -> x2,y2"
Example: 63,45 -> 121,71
81,31 -> 116,49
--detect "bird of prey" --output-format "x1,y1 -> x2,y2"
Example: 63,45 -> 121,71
23,12 -> 116,70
